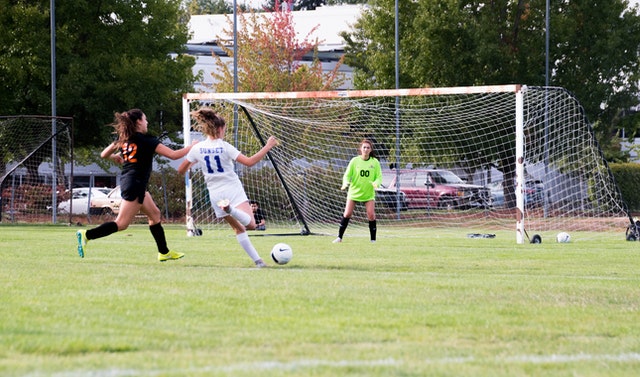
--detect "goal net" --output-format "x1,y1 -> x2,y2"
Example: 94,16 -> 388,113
0,116 -> 73,224
182,85 -> 631,243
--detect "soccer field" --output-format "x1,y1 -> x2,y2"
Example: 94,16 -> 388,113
1,225 -> 639,376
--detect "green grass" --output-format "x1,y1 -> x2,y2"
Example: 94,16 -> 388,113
1,224 -> 639,376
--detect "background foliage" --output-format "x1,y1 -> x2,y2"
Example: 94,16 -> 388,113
148,168 -> 188,219
0,0 -> 197,153
209,7 -> 345,93
609,162 -> 640,212
341,0 -> 640,162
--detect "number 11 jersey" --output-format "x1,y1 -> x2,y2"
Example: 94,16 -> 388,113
185,138 -> 242,191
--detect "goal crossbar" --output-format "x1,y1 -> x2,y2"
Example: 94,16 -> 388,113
183,84 -> 522,101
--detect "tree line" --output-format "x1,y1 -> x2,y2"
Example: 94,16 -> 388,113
1,0 -> 639,166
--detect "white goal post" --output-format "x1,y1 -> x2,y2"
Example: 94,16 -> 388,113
182,85 -> 631,243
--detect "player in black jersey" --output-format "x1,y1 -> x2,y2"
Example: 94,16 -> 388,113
76,109 -> 194,261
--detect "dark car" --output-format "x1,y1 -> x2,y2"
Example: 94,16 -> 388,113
488,179 -> 544,208
375,187 -> 408,211
382,169 -> 490,210
524,179 -> 544,206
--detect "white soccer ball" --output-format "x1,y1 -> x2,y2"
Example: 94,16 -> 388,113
271,243 -> 293,265
556,232 -> 571,243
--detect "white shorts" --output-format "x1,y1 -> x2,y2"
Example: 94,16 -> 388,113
208,181 -> 249,219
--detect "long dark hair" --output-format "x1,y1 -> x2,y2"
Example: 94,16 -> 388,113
112,108 -> 144,146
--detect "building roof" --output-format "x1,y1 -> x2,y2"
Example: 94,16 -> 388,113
187,5 -> 364,52
188,5 -> 360,91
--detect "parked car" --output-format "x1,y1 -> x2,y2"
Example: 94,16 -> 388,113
487,181 -> 505,207
488,179 -> 544,207
375,186 -> 408,211
58,187 -> 112,215
90,186 -> 122,215
525,179 -> 544,206
382,169 -> 490,209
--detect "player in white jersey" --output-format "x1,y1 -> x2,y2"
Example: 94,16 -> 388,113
178,108 -> 279,268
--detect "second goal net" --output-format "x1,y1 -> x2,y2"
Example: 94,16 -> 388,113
182,85 -> 631,243
1,116 -> 73,224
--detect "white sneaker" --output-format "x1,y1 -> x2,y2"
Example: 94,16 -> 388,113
332,237 -> 342,243
255,259 -> 268,268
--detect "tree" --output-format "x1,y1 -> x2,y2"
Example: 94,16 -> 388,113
207,3 -> 346,161
210,3 -> 345,92
278,0 -> 368,10
342,0 -> 640,161
0,0 -> 197,152
294,0 -> 324,10
341,0 -> 640,206
0,1 -> 52,117
324,0 -> 368,5
187,0 -> 233,14
550,1 -> 640,162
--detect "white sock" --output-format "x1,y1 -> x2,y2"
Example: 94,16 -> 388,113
237,232 -> 260,262
230,207 -> 252,226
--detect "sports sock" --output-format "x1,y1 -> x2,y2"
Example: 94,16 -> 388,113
230,207 -> 252,226
338,217 -> 350,239
237,231 -> 260,262
86,221 -> 118,240
149,223 -> 169,254
369,220 -> 377,241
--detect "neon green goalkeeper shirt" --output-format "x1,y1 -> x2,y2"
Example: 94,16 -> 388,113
342,156 -> 383,202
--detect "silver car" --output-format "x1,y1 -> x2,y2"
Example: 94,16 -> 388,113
58,187 -> 112,215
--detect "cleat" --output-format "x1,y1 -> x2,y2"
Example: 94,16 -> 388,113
158,250 -> 184,262
255,259 -> 268,268
332,237 -> 342,243
216,199 -> 231,213
371,240 -> 376,243
76,230 -> 87,258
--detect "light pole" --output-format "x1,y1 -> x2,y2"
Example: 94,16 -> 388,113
394,0 -> 401,219
51,0 -> 58,223
543,0 -> 550,218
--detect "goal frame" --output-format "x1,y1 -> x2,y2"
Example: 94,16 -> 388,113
182,85 -> 533,242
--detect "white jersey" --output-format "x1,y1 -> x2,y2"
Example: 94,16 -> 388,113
186,138 -> 242,191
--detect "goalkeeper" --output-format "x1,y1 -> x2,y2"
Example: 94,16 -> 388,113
333,139 -> 382,243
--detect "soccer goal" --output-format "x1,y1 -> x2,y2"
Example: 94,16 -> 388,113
0,116 -> 73,224
182,85 -> 632,243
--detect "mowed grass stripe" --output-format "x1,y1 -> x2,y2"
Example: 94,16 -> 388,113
1,224 -> 638,377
